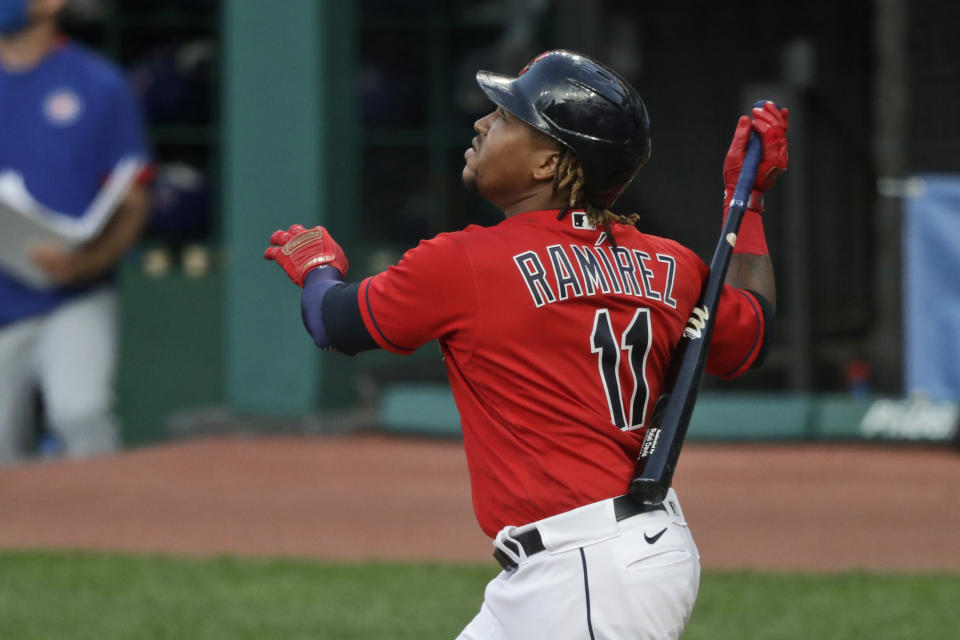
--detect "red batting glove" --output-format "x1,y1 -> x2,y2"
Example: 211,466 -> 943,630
723,101 -> 789,212
263,224 -> 349,286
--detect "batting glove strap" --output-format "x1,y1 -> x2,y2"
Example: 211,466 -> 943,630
723,188 -> 765,213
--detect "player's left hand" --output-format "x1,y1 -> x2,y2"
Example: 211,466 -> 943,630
723,101 -> 789,209
264,224 -> 349,286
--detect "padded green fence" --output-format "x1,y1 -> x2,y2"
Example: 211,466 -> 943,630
377,383 -> 958,443
116,259 -> 225,445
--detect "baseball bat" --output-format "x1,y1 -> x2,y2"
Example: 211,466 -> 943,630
628,102 -> 770,505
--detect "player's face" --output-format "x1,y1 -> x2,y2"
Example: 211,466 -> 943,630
463,106 -> 554,207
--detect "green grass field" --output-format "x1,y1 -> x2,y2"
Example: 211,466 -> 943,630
0,550 -> 956,639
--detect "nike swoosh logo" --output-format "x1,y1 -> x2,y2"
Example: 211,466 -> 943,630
644,527 -> 667,544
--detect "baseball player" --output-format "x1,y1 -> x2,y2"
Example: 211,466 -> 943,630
266,50 -> 787,639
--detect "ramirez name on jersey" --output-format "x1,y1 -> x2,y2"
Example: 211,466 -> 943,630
513,243 -> 678,309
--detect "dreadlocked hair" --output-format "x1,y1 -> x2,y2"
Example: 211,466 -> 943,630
552,148 -> 639,246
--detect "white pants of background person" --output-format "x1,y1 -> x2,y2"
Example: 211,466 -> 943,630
0,287 -> 120,462
458,488 -> 700,640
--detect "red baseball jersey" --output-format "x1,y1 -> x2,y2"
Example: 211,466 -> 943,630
358,209 -> 766,537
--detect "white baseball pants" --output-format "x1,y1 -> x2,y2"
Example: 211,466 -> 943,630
0,287 -> 120,462
458,489 -> 700,640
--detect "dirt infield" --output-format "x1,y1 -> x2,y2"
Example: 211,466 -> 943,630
0,435 -> 957,571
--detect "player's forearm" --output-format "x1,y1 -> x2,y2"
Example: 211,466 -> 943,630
301,268 -> 379,354
301,267 -> 342,348
73,184 -> 150,281
265,224 -> 377,354
719,101 -> 786,316
725,253 -> 776,313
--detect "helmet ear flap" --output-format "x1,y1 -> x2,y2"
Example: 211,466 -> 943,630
476,49 -> 651,209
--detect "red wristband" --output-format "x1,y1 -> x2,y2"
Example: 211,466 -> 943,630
722,187 -> 768,256
723,208 -> 768,255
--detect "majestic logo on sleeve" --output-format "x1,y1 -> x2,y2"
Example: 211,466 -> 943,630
43,89 -> 84,127
682,306 -> 709,339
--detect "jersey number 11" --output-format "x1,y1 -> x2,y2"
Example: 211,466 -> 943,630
590,308 -> 652,431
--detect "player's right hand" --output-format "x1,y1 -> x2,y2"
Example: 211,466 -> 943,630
264,224 -> 349,287
723,101 -> 789,210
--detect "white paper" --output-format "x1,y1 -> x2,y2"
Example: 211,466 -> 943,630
0,156 -> 143,289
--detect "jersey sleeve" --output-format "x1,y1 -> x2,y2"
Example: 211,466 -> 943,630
673,243 -> 771,380
357,233 -> 477,355
705,286 -> 770,379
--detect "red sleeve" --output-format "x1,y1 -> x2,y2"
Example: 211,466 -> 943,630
357,233 -> 477,355
705,286 -> 767,379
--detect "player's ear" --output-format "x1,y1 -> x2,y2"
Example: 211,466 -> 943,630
531,149 -> 560,181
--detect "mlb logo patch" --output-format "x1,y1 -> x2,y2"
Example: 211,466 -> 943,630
44,89 -> 84,127
571,212 -> 596,230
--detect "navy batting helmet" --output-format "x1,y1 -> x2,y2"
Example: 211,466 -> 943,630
475,49 -> 651,208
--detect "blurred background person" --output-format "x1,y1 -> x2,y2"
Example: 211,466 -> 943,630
0,0 -> 151,462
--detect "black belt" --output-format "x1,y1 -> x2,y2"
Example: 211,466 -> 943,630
492,495 -> 666,571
